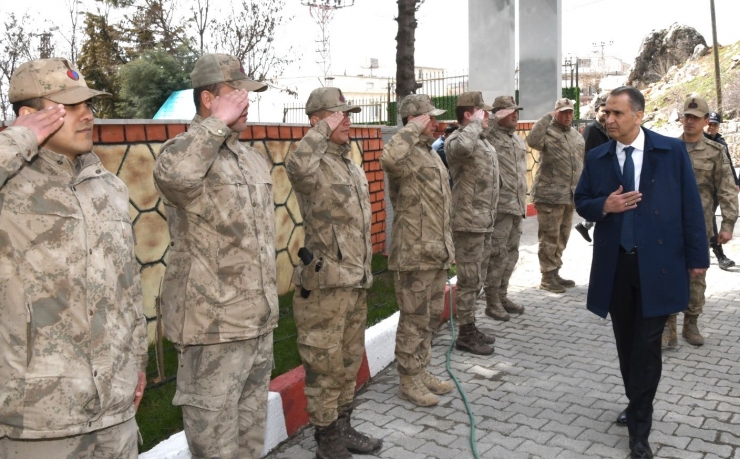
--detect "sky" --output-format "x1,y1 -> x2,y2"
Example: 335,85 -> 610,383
3,0 -> 740,120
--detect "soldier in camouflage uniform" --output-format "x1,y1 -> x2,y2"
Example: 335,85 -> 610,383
662,95 -> 738,348
287,88 -> 382,459
0,59 -> 148,458
381,94 -> 455,407
483,96 -> 528,321
527,98 -> 585,293
153,54 -> 277,459
446,91 -> 498,355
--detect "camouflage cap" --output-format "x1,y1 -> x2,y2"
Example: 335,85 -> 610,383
683,94 -> 709,117
191,53 -> 267,92
491,95 -> 522,118
399,94 -> 446,118
9,58 -> 110,104
554,98 -> 575,112
456,91 -> 493,111
305,87 -> 361,115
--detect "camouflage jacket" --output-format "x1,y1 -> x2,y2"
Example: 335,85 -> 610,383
445,119 -> 500,232
527,114 -> 585,205
0,127 -> 148,439
682,134 -> 738,238
286,121 -> 373,289
381,122 -> 454,271
154,115 -> 278,346
486,122 -> 528,217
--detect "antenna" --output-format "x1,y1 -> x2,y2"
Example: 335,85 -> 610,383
301,0 -> 355,84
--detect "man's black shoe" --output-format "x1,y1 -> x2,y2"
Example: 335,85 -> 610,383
718,255 -> 735,270
629,438 -> 653,458
616,409 -> 627,426
575,222 -> 592,243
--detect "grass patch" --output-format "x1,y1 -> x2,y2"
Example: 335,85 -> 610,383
137,253 -> 400,452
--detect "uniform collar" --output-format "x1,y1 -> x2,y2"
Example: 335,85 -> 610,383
38,148 -> 100,178
327,140 -> 351,157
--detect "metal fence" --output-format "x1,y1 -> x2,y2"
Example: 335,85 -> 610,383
282,71 -> 469,126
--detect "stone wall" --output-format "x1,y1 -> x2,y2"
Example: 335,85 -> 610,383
0,120 -> 386,337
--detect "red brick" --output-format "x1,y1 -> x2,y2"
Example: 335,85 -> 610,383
238,126 -> 253,140
371,201 -> 382,213
377,210 -> 386,223
92,125 -> 101,143
371,234 -> 378,244
370,161 -> 381,171
252,125 -> 267,139
291,126 -> 303,139
372,212 -> 378,224
266,126 -> 280,139
372,242 -> 384,253
374,150 -> 382,160
145,124 -> 167,141
369,181 -> 382,192
124,124 -> 146,142
279,126 -> 291,139
100,125 -> 124,143
363,162 -> 371,172
167,124 -> 186,137
375,170 -> 385,182
372,222 -> 384,234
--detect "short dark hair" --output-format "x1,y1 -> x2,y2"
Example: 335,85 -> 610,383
12,97 -> 46,116
444,125 -> 458,135
193,83 -> 223,113
402,116 -> 409,126
456,106 -> 474,124
609,86 -> 644,113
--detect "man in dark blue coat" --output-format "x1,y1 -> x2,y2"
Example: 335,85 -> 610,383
575,86 -> 709,459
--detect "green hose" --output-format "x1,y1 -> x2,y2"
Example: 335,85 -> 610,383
445,279 -> 480,459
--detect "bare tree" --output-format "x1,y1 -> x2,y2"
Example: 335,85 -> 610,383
0,13 -> 36,120
211,0 -> 293,84
190,0 -> 213,55
394,0 -> 424,105
57,0 -> 83,63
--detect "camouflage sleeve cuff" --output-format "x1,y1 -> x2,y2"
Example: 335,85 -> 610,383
314,120 -> 333,139
466,119 -> 483,136
720,221 -> 736,235
4,126 -> 39,161
200,116 -> 232,138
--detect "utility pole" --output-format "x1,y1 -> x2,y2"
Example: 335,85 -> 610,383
710,0 -> 722,115
301,0 -> 355,86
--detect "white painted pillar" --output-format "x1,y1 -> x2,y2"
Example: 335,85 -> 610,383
468,0 -> 516,105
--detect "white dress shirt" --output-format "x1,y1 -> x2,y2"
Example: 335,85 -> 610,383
615,127 -> 645,191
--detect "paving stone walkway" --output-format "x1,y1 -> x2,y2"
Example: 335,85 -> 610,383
266,216 -> 740,459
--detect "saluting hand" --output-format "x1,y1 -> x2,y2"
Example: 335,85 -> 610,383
11,105 -> 65,146
470,109 -> 486,122
603,185 -> 642,214
409,114 -> 430,129
324,111 -> 346,133
210,89 -> 250,127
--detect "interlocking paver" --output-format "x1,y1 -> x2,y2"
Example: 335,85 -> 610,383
266,218 -> 740,458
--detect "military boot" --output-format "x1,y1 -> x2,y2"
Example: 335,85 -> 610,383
420,368 -> 454,395
661,315 -> 677,348
456,323 -> 494,355
500,291 -> 524,314
472,323 -> 495,344
554,268 -> 576,288
399,374 -> 439,406
484,292 -> 510,321
682,314 -> 705,346
337,407 -> 382,454
540,271 -> 566,293
315,421 -> 352,459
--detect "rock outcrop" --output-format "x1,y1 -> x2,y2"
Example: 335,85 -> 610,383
626,23 -> 708,89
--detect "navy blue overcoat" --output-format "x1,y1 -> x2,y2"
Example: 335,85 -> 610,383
574,127 -> 709,318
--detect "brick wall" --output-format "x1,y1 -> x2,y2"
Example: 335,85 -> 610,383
0,120 -> 385,337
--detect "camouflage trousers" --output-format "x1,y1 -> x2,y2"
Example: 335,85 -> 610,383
535,203 -> 575,273
0,417 -> 138,459
173,333 -> 273,459
293,287 -> 367,427
452,230 -> 493,326
393,269 -> 447,376
485,213 -> 523,295
687,263 -> 707,316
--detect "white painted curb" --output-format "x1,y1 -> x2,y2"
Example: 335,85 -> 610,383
139,312 -> 401,458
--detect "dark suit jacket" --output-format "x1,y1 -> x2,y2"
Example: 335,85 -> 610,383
574,127 -> 709,318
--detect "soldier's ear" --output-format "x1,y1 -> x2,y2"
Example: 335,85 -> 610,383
309,115 -> 320,127
201,90 -> 217,112
18,106 -> 38,117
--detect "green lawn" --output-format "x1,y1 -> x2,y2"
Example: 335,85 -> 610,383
137,253 -> 400,452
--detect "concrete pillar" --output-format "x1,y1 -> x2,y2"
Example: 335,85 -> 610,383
519,0 -> 562,120
468,0 -> 516,105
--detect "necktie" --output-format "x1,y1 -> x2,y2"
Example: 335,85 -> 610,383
620,146 -> 636,251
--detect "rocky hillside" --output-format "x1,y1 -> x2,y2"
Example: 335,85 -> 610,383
640,39 -> 740,166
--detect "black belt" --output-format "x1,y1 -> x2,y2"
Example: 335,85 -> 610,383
619,246 -> 638,255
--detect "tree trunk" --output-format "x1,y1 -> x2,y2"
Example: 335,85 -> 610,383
395,0 -> 419,105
